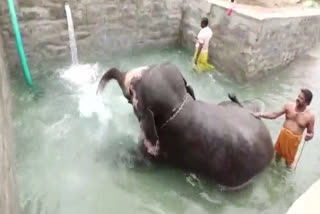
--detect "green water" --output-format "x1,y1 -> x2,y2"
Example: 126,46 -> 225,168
11,47 -> 320,214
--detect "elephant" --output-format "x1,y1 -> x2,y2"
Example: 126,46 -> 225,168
96,63 -> 274,188
96,64 -> 196,155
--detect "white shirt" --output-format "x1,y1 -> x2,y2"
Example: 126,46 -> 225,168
195,26 -> 213,51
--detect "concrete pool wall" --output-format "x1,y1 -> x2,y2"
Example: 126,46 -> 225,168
0,0 -> 184,73
0,32 -> 19,214
181,0 -> 320,81
1,0 -> 320,80
286,178 -> 320,214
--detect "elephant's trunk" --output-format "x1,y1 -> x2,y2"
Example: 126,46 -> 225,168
96,68 -> 126,95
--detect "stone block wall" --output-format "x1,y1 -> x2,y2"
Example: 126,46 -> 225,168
0,0 -> 184,71
181,0 -> 260,81
181,0 -> 320,81
250,16 -> 320,78
1,0 -> 320,81
0,31 -> 19,214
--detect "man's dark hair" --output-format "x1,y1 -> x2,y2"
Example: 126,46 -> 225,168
301,88 -> 313,105
201,17 -> 209,27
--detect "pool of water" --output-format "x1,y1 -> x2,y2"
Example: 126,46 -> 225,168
11,47 -> 320,214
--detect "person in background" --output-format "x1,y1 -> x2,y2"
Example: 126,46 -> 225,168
253,89 -> 315,169
193,17 -> 215,72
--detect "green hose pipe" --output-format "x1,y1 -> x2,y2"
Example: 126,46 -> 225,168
6,0 -> 33,86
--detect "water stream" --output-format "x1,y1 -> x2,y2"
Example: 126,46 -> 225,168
64,3 -> 79,65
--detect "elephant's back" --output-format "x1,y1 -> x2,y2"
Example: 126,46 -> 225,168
184,101 -> 274,187
190,101 -> 271,143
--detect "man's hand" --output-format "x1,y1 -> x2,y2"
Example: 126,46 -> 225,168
252,112 -> 262,118
251,105 -> 286,120
194,42 -> 203,66
305,115 -> 314,142
290,162 -> 297,171
305,133 -> 313,141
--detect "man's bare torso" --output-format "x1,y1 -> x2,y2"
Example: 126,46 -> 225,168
283,102 -> 313,135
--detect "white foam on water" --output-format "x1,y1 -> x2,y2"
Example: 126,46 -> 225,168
60,64 -> 98,86
77,82 -> 112,124
59,63 -> 112,125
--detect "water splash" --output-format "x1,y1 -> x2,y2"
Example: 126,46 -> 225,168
59,63 -> 112,124
60,64 -> 98,85
65,3 -> 79,65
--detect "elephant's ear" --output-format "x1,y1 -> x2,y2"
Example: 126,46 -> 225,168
183,77 -> 196,100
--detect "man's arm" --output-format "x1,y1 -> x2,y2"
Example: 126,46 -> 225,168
305,115 -> 315,141
195,40 -> 203,64
253,104 -> 287,120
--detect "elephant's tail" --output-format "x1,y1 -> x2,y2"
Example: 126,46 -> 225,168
228,93 -> 265,113
228,93 -> 243,107
96,68 -> 126,95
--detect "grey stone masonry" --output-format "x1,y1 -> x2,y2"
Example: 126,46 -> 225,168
0,0 -> 184,71
181,0 -> 320,81
1,0 -> 320,80
0,31 -> 19,214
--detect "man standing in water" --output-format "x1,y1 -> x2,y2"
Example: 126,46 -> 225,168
253,89 -> 315,169
193,17 -> 215,72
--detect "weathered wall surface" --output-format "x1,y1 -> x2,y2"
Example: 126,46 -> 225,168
0,30 -> 19,214
1,0 -> 320,80
0,0 -> 183,71
181,0 -> 320,81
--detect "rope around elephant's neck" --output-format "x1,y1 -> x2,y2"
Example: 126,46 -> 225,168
160,93 -> 188,129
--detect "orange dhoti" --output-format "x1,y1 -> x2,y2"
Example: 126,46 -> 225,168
274,127 -> 302,165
